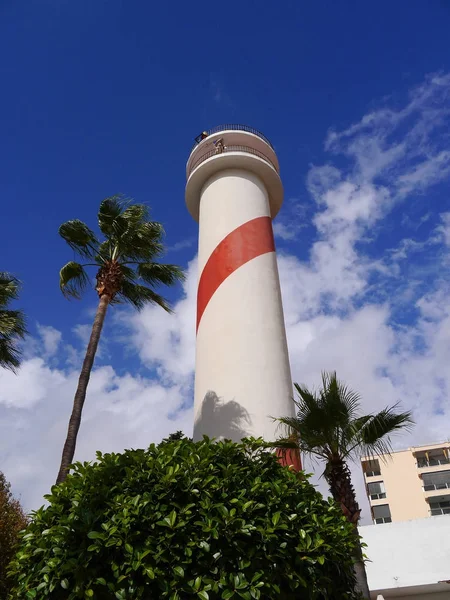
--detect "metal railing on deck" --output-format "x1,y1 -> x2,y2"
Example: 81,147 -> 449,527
192,124 -> 274,150
187,144 -> 278,177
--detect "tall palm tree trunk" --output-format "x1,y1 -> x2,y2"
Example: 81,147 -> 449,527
56,294 -> 110,484
326,459 -> 371,599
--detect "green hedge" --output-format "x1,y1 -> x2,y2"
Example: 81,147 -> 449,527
9,438 -> 359,599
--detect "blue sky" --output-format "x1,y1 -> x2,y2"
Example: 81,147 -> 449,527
1,0 -> 448,326
1,1 -> 450,522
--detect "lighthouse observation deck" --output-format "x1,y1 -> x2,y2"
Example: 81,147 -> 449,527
185,124 -> 283,222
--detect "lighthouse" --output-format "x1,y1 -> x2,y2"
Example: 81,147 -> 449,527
186,125 -> 296,447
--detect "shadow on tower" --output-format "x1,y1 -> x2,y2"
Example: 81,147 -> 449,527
193,390 -> 252,442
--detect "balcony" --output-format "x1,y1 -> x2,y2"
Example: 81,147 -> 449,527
417,456 -> 450,468
428,494 -> 450,516
430,507 -> 450,516
187,144 -> 278,178
191,124 -> 274,151
186,125 -> 283,222
416,447 -> 450,469
424,482 -> 450,492
422,471 -> 450,498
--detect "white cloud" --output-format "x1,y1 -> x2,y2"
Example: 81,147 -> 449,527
72,323 -> 91,346
0,357 -> 193,510
125,258 -> 198,385
273,221 -> 298,241
325,73 -> 450,154
438,212 -> 450,247
36,324 -> 62,358
168,237 -> 196,252
72,322 -> 110,361
397,150 -> 450,196
273,199 -> 310,242
325,72 -> 450,200
0,358 -> 67,409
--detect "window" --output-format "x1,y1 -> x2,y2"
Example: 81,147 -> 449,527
366,469 -> 381,477
363,459 -> 381,477
372,504 -> 392,524
422,471 -> 450,491
429,498 -> 450,516
367,481 -> 386,500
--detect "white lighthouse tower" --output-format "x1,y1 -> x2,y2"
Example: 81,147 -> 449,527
186,125 -> 296,446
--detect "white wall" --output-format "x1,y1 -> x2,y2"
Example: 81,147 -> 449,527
394,594 -> 450,600
193,169 -> 294,442
360,516 -> 450,598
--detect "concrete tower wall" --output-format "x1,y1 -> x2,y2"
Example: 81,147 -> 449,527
185,127 -> 296,446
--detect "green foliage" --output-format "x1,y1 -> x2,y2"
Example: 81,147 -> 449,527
0,472 -> 28,599
0,272 -> 26,371
161,431 -> 191,443
9,439 -> 360,599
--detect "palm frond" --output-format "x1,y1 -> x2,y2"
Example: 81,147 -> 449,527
121,203 -> 149,226
355,404 -> 414,460
119,222 -> 165,262
116,280 -> 172,312
98,197 -> 165,263
59,220 -> 99,259
0,274 -> 26,372
95,240 -> 113,264
271,409 -> 332,461
98,197 -> 150,242
294,383 -> 322,419
272,414 -> 304,437
98,196 -> 125,237
119,265 -> 137,282
0,272 -> 21,307
292,382 -> 338,454
0,309 -> 26,338
59,262 -> 90,299
266,436 -> 299,450
0,309 -> 26,371
321,371 -> 361,424
0,338 -> 21,371
269,433 -> 329,462
273,372 -> 414,469
342,415 -> 372,455
136,262 -> 185,286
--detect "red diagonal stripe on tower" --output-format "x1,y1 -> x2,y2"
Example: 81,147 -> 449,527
276,447 -> 302,471
197,216 -> 275,332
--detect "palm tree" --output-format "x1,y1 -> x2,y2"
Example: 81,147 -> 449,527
273,371 -> 414,599
56,196 -> 184,484
0,273 -> 26,372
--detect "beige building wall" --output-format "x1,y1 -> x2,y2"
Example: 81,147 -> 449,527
361,442 -> 450,524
